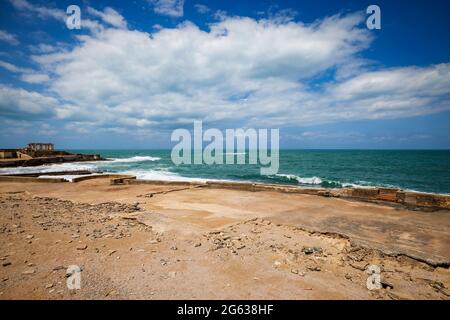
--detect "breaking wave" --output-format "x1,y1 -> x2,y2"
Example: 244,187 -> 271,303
108,156 -> 161,163
272,174 -> 323,185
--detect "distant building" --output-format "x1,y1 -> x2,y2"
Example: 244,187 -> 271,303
0,143 -> 56,160
25,143 -> 54,151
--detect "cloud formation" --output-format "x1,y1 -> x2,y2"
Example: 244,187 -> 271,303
0,30 -> 19,45
0,2 -> 449,142
148,0 -> 184,17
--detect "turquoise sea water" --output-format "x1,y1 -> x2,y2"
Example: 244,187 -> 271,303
73,149 -> 450,195
1,150 -> 449,195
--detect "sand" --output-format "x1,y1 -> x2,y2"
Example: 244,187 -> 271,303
0,178 -> 449,299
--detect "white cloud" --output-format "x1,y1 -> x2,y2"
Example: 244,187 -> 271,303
87,7 -> 127,29
0,85 -> 58,118
2,4 -> 450,138
0,30 -> 19,45
0,60 -> 32,73
28,13 -> 375,130
9,0 -> 65,20
0,60 -> 49,83
20,73 -> 50,84
194,4 -> 210,14
148,0 -> 184,17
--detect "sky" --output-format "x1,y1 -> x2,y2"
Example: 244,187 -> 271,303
0,0 -> 449,149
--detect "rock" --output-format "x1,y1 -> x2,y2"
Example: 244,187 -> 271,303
108,250 -> 117,256
273,261 -> 282,268
76,244 -> 88,250
194,242 -> 202,247
25,235 -> 34,240
306,265 -> 321,272
22,269 -> 36,275
381,279 -> 394,289
291,268 -> 299,274
349,261 -> 368,271
2,261 -> 11,267
106,290 -> 118,297
45,283 -> 54,289
53,265 -> 65,271
302,246 -> 322,255
170,246 -> 178,251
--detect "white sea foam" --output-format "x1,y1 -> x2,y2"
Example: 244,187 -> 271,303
122,169 -> 240,184
0,162 -> 97,175
274,174 -> 323,185
108,156 -> 161,163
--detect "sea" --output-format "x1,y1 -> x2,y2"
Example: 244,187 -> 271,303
1,150 -> 449,195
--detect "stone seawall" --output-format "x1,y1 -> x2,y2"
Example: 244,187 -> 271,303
115,178 -> 450,211
0,172 -> 448,211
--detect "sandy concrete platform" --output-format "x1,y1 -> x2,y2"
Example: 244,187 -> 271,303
0,179 -> 449,299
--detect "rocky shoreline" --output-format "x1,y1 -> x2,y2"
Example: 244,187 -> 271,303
0,153 -> 105,168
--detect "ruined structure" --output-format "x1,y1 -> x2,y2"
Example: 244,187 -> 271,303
26,143 -> 54,151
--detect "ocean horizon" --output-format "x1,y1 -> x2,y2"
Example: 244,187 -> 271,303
2,149 -> 449,195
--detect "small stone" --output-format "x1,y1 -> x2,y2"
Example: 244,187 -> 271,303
381,279 -> 394,289
22,269 -> 36,275
302,246 -> 322,255
108,250 -> 117,256
45,283 -> 54,289
273,261 -> 282,268
106,290 -> 118,297
53,265 -> 65,271
2,261 -> 11,267
291,268 -> 299,274
76,244 -> 88,250
307,265 -> 321,272
26,235 -> 34,240
194,242 -> 202,247
170,246 -> 178,251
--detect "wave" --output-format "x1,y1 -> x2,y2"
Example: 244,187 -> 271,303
108,156 -> 161,163
273,174 -> 323,185
122,169 -> 241,184
0,162 -> 97,175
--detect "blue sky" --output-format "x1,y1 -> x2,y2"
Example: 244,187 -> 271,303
0,0 -> 449,149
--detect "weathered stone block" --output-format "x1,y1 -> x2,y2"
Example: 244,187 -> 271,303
351,188 -> 379,200
377,188 -> 399,202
